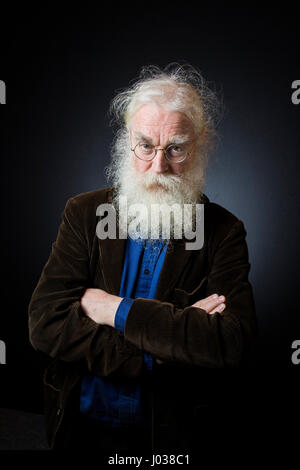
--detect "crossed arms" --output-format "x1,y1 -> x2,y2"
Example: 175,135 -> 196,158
28,196 -> 257,377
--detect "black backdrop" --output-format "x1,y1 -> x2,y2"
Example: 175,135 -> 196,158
0,3 -> 299,450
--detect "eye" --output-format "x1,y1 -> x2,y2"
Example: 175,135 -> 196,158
140,143 -> 152,150
135,142 -> 154,158
138,142 -> 154,154
167,144 -> 187,162
170,145 -> 183,153
168,145 -> 185,156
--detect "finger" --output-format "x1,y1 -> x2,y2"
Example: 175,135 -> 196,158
192,293 -> 217,305
204,293 -> 220,301
208,303 -> 226,315
193,295 -> 225,311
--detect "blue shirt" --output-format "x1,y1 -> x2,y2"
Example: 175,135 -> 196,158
80,237 -> 168,427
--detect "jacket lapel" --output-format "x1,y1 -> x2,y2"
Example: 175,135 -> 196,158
154,239 -> 195,301
97,189 -> 127,295
153,192 -> 209,301
98,236 -> 127,295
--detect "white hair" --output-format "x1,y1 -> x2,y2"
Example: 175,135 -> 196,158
104,64 -> 222,239
109,63 -> 222,151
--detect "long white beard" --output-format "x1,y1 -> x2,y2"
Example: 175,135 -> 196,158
106,130 -> 206,240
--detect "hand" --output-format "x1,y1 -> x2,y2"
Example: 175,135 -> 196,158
192,293 -> 226,314
155,294 -> 226,365
80,288 -> 123,327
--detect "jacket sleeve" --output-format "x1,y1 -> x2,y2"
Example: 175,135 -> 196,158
123,220 -> 258,368
28,197 -> 144,378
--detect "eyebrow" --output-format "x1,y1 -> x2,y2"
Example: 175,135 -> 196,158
133,132 -> 191,146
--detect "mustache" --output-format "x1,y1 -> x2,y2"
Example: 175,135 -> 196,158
137,172 -> 183,190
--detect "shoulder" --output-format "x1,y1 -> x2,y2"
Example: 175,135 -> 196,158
67,187 -> 114,208
64,187 -> 114,216
61,187 -> 114,231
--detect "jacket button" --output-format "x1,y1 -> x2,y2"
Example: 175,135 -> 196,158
56,408 -> 61,417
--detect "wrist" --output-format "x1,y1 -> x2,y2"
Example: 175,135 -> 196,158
102,294 -> 123,327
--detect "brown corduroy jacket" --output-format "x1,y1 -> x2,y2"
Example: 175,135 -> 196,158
28,187 -> 257,450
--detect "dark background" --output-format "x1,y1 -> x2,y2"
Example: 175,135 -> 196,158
0,3 -> 299,449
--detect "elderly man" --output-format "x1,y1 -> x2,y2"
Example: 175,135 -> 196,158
28,64 -> 257,454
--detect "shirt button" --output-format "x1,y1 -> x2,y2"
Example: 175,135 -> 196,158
144,269 -> 150,275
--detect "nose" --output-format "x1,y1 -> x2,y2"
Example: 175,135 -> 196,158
151,149 -> 169,174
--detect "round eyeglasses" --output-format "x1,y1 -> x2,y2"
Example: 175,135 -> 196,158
131,141 -> 191,163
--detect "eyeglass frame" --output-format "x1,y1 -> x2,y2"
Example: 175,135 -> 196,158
130,138 -> 196,164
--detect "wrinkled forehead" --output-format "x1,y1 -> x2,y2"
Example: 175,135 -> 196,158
130,103 -> 195,136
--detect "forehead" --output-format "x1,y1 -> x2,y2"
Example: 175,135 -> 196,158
130,104 -> 194,135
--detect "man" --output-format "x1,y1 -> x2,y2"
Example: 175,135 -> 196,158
28,64 -> 257,454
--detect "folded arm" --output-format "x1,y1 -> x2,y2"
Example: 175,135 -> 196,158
28,197 -> 144,378
80,220 -> 257,368
29,196 -> 257,375
121,221 -> 257,368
